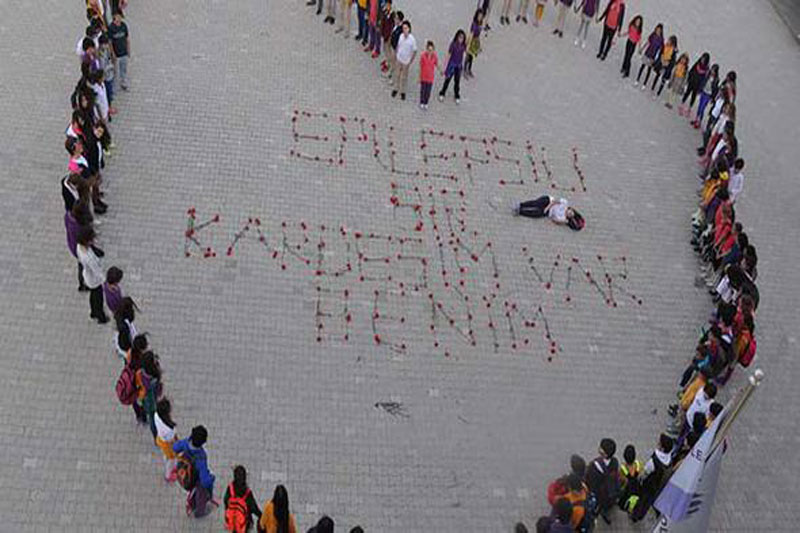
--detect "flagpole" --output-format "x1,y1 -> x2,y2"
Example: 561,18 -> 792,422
709,368 -> 765,455
651,369 -> 765,533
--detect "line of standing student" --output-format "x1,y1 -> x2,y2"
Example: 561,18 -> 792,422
513,22 -> 758,533
489,0 -> 732,127
307,0 -> 719,124
307,0 -> 498,109
66,5 -> 368,532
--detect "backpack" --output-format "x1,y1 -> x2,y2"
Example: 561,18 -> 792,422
115,364 -> 137,405
176,453 -> 198,491
738,336 -> 756,367
224,483 -> 251,532
547,477 -> 568,506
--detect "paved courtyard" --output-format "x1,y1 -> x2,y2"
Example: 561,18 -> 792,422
0,0 -> 799,531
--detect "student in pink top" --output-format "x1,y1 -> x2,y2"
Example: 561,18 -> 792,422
419,41 -> 441,109
365,0 -> 381,58
620,14 -> 642,78
596,0 -> 625,61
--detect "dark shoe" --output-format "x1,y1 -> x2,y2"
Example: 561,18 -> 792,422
401,93 -> 406,100
522,17 -> 528,23
306,0 -> 315,4
78,285 -> 89,292
94,314 -> 109,324
93,202 -> 108,215
516,15 -> 521,22
391,90 -> 397,98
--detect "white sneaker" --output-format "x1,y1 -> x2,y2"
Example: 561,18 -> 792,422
581,41 -> 586,49
455,98 -> 460,105
574,38 -> 579,46
641,84 -> 646,91
633,81 -> 638,88
438,95 -> 444,102
420,103 -> 424,110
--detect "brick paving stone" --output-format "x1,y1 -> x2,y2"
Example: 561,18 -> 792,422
0,0 -> 798,531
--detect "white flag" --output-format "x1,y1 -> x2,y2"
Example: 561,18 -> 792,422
651,412 -> 726,533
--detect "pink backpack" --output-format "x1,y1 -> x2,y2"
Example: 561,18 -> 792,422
116,365 -> 137,405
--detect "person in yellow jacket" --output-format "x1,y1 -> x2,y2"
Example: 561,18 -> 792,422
258,485 -> 297,533
356,0 -> 369,45
617,444 -> 643,508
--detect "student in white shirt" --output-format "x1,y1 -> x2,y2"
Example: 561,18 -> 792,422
686,382 -> 717,430
88,70 -> 109,122
728,158 -> 745,203
391,21 -> 417,101
155,399 -> 179,482
512,195 -> 585,230
76,226 -> 109,323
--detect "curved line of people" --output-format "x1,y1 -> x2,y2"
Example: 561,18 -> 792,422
66,1 -> 755,532
309,0 -> 736,127
504,6 -> 756,533
65,3 -> 365,532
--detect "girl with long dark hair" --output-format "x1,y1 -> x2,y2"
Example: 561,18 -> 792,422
438,30 -> 467,104
258,484 -> 297,533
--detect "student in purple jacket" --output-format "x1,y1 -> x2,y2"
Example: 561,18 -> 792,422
573,0 -> 599,49
438,30 -> 467,104
104,266 -> 125,315
634,23 -> 662,88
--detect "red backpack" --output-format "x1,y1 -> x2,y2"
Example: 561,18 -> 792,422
224,483 -> 251,532
547,477 -> 568,506
176,454 -> 198,491
738,336 -> 757,368
116,364 -> 137,405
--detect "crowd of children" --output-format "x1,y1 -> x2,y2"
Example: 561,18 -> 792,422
500,2 -> 756,531
64,3 -> 366,532
306,0 -> 744,129
62,1 -> 757,531
308,0 -> 497,107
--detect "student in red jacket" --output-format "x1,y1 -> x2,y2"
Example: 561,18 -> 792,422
419,41 -> 441,109
596,0 -> 625,61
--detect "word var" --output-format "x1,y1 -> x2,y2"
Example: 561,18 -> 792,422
184,210 -> 643,361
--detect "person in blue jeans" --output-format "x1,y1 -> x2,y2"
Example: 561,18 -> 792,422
356,0 -> 368,45
173,425 -> 217,517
